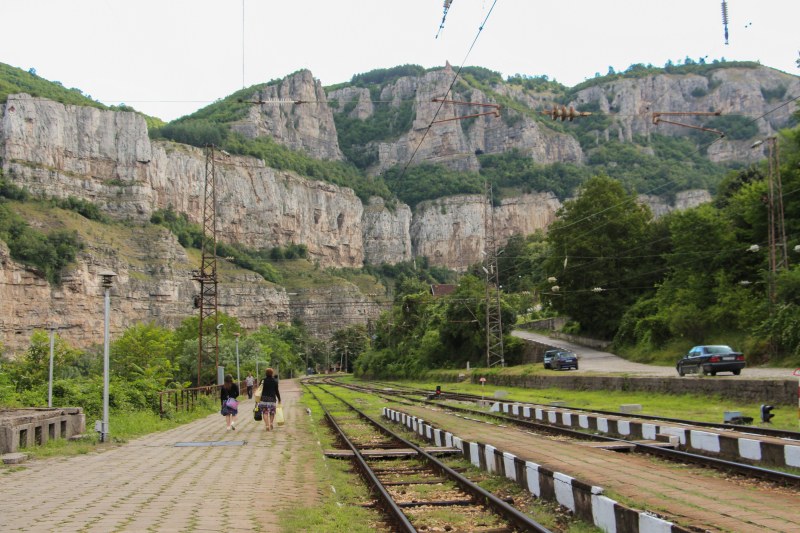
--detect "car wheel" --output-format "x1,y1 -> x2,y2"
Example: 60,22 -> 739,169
678,366 -> 685,377
702,367 -> 710,376
575,364 -> 579,370
710,370 -> 717,376
733,369 -> 741,376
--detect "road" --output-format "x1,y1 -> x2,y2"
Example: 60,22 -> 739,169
512,330 -> 797,379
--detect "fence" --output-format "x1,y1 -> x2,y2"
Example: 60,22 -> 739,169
158,385 -> 217,417
157,381 -> 249,417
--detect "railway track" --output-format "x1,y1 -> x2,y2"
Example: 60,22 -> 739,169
368,380 -> 800,441
322,378 -> 800,488
304,382 -> 552,532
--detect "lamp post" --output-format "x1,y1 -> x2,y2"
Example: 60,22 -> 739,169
216,323 -> 224,385
234,332 -> 240,385
48,326 -> 56,408
99,270 -> 116,443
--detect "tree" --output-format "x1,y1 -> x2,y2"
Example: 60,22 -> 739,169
543,175 -> 653,338
110,322 -> 177,384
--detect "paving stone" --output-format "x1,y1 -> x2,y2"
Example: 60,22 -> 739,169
0,380 -> 317,532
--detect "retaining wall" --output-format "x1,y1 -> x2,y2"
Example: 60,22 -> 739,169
384,407 -> 691,533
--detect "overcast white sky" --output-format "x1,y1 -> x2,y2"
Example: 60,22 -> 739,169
2,1 -> 798,121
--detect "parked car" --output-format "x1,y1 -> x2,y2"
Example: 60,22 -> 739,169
543,349 -> 560,369
676,345 -> 745,376
551,351 -> 579,371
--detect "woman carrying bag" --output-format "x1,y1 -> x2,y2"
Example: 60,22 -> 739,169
257,368 -> 281,431
220,374 -> 240,430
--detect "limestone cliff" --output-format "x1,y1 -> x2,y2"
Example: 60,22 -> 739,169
569,66 -> 800,163
362,197 -> 412,265
411,193 -> 561,270
328,65 -> 584,174
0,221 -> 289,354
231,70 -> 343,161
1,94 -> 363,268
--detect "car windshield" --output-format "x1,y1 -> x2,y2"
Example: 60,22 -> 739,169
706,345 -> 733,354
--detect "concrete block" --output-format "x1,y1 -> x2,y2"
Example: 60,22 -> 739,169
619,404 -> 642,413
2,452 -> 28,464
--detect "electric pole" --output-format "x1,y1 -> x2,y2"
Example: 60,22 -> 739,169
192,145 -> 220,386
483,182 -> 504,368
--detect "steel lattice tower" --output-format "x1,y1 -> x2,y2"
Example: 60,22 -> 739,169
192,145 -> 220,386
483,182 -> 504,368
766,137 -> 790,303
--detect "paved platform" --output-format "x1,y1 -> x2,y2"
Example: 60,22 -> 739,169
0,380 -> 318,532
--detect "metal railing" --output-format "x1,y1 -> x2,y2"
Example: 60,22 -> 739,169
158,385 -> 217,416
158,381 -> 250,416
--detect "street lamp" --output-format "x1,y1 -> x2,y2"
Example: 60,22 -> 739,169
48,325 -> 57,408
99,270 -> 116,443
216,323 -> 224,385
234,332 -> 240,385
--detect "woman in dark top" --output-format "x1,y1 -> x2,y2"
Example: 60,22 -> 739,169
258,367 -> 281,431
220,374 -> 240,430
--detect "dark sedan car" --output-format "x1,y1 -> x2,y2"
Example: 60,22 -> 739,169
542,349 -> 561,369
551,351 -> 579,371
676,345 -> 746,376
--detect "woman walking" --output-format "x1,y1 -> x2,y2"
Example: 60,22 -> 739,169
220,374 -> 240,430
257,368 -> 281,431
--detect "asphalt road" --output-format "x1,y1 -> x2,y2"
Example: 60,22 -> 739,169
512,330 -> 798,380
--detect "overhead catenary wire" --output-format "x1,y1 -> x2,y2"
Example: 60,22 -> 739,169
397,0 -> 499,184
550,92 -> 800,244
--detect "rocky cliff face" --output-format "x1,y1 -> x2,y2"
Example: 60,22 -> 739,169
1,94 -> 363,268
569,66 -> 800,163
362,197 -> 412,265
231,69 -> 343,161
328,65 -> 584,174
0,224 -> 290,354
411,193 -> 562,270
1,64 -> 795,351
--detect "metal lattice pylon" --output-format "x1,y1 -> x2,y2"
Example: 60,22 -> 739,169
191,145 -> 219,386
765,137 -> 790,303
483,182 -> 504,368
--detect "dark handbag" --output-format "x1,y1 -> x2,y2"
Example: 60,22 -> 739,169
254,405 -> 262,421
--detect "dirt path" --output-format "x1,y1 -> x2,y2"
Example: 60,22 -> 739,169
0,379 -> 319,532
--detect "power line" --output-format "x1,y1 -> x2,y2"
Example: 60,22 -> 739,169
397,0 -> 499,183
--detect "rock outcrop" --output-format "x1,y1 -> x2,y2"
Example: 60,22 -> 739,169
411,193 -> 562,270
1,94 -> 363,268
362,197 -> 412,265
329,65 -> 584,174
0,224 -> 290,354
231,70 -> 344,161
569,66 -> 800,163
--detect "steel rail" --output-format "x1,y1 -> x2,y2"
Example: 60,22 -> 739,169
306,382 -> 552,533
326,379 -> 800,488
304,385 -> 416,532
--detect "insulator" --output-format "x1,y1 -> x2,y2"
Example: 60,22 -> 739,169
721,1 -> 729,25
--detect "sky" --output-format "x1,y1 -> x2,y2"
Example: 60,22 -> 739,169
2,1 -> 798,122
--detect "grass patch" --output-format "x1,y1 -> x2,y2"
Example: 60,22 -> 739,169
279,392 -> 385,532
12,399 -> 218,460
